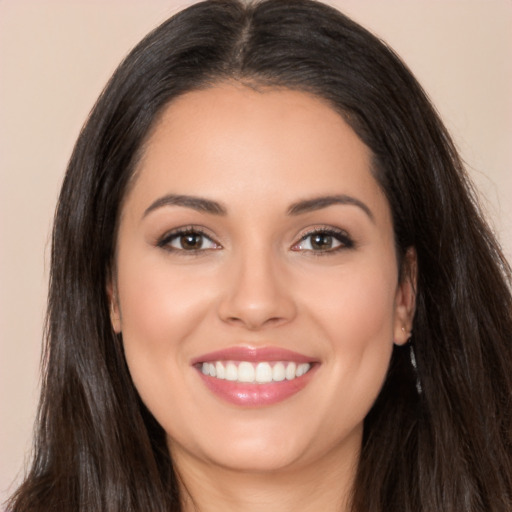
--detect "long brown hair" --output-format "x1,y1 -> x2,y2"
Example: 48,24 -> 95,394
8,1 -> 511,511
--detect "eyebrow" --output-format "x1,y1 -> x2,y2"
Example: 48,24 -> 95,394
143,193 -> 374,221
287,194 -> 374,222
143,194 -> 227,217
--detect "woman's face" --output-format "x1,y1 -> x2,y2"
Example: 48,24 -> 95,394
111,84 -> 415,475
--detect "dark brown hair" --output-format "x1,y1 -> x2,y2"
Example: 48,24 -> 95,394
8,1 -> 512,511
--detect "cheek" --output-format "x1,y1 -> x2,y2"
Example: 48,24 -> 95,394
117,251 -> 215,346
114,251 -> 217,401
300,260 -> 397,416
303,258 -> 397,343
115,258 -> 221,445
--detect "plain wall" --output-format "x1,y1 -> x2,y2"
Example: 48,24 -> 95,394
1,0 -> 511,502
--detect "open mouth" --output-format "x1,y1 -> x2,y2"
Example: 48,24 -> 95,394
193,347 -> 318,407
192,346 -> 318,406
198,360 -> 312,384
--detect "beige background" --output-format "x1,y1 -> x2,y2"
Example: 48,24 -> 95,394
1,0 -> 511,503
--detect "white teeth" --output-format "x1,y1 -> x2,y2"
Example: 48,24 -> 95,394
225,362 -> 238,381
238,362 -> 255,382
255,362 -> 273,383
215,361 -> 225,379
285,362 -> 297,380
296,363 -> 309,377
200,361 -> 311,383
272,362 -> 286,382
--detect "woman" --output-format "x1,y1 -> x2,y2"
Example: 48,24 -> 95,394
7,0 -> 511,511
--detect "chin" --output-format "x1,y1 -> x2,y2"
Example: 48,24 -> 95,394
201,443 -> 307,473
167,418 -> 316,473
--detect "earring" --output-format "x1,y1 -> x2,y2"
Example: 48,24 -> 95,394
402,326 -> 421,393
409,340 -> 422,394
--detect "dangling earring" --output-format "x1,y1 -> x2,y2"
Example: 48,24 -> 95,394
402,327 -> 422,394
409,343 -> 422,394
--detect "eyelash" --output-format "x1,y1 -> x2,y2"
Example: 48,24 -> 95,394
157,226 -> 220,254
156,226 -> 354,255
292,227 -> 354,255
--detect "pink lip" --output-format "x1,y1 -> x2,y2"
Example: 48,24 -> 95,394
192,346 -> 319,407
191,346 -> 315,365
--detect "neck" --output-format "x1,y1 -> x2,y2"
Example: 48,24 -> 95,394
172,439 -> 359,512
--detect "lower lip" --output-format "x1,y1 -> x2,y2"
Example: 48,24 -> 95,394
196,366 -> 317,407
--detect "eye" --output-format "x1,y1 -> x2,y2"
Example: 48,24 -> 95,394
292,228 -> 354,253
158,228 -> 220,252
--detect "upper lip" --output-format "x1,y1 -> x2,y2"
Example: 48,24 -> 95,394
191,346 -> 317,365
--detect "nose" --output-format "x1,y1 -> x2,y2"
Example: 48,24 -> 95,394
217,247 -> 297,330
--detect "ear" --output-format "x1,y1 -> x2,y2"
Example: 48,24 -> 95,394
393,247 -> 417,346
106,279 -> 122,334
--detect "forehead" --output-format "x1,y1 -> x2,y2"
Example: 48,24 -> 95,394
125,84 -> 388,220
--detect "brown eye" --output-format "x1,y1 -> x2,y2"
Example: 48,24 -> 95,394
179,233 -> 205,250
158,229 -> 219,252
292,228 -> 354,253
310,233 -> 334,250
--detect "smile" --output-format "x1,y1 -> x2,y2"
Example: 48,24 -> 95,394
200,361 -> 312,383
193,346 -> 317,407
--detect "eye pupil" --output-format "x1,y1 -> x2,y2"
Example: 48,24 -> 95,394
311,233 -> 332,250
180,233 -> 203,249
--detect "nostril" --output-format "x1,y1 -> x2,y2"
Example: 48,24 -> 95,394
224,314 -> 289,330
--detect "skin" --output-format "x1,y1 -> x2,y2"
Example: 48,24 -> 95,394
110,84 -> 416,512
